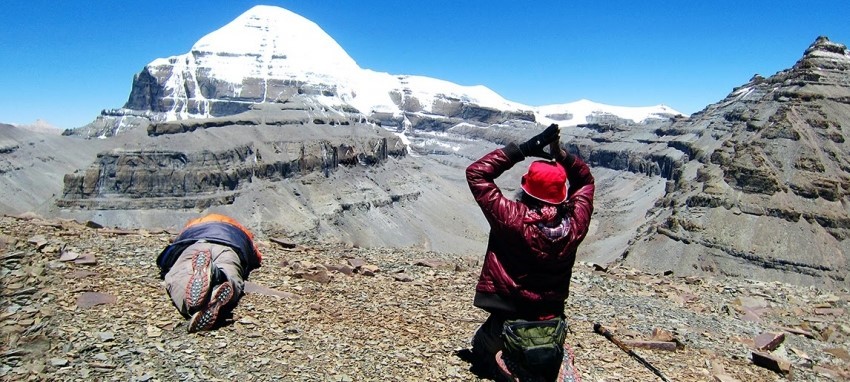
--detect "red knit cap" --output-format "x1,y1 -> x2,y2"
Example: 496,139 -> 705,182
521,160 -> 567,204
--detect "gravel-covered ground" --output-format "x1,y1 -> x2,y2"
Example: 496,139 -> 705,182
1,215 -> 848,381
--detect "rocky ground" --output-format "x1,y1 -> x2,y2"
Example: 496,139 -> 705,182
1,214 -> 848,381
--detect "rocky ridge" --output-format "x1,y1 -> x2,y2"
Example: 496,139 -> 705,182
1,215 -> 848,381
615,36 -> 850,289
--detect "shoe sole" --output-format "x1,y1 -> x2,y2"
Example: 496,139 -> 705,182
188,281 -> 234,333
185,249 -> 212,312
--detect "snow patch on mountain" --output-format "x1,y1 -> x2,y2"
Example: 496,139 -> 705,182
152,5 -> 360,85
537,99 -> 679,126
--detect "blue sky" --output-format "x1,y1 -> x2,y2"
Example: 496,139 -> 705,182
1,1 -> 848,129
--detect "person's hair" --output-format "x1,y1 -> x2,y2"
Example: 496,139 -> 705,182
518,190 -> 569,216
519,190 -> 542,208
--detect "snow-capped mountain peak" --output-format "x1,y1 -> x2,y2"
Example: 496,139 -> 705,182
118,5 -> 680,131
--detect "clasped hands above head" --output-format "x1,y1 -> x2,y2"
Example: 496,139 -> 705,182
519,124 -> 561,160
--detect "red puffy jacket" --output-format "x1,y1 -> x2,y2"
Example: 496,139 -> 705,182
466,143 -> 595,316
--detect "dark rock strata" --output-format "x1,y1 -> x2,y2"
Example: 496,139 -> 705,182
58,100 -> 405,210
59,137 -> 401,210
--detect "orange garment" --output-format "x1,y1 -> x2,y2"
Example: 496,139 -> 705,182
184,214 -> 263,262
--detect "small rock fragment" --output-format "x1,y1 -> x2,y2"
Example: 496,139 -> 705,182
49,358 -> 68,367
76,292 -> 116,309
754,332 -> 784,351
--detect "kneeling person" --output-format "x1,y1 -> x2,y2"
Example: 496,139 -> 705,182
156,214 -> 263,332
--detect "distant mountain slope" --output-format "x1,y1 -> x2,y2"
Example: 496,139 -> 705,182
0,124 -> 109,214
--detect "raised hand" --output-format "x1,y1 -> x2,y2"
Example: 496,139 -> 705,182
519,124 -> 560,159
